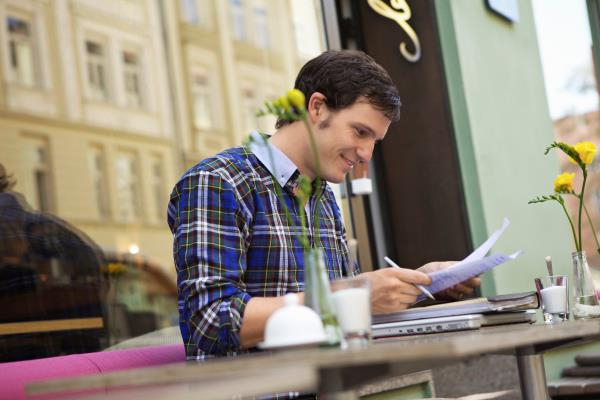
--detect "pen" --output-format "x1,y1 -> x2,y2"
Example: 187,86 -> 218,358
383,256 -> 436,300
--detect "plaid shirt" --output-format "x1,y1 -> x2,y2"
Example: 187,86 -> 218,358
167,138 -> 354,360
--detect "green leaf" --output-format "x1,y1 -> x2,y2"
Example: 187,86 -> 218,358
545,141 -> 583,167
528,194 -> 564,204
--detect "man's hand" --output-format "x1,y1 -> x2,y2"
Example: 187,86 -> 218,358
417,261 -> 481,301
360,268 -> 431,314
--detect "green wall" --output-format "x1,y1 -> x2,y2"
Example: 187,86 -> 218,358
435,0 -> 573,296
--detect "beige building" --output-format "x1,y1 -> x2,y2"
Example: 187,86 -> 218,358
164,0 -> 326,168
0,0 -> 328,276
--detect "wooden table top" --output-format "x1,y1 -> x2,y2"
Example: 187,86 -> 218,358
0,317 -> 103,335
27,320 -> 600,399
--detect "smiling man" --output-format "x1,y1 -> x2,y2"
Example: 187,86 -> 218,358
168,50 -> 479,360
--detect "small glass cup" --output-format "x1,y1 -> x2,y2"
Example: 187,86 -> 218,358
535,275 -> 569,324
330,277 -> 371,348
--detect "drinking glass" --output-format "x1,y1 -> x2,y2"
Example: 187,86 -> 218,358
330,277 -> 371,348
535,275 -> 569,324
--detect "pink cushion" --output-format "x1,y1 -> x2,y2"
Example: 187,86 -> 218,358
0,354 -> 99,400
0,345 -> 185,400
84,344 -> 185,372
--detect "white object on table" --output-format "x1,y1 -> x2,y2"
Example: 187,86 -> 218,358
540,286 -> 567,313
332,287 -> 371,333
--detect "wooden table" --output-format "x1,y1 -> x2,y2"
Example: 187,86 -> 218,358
0,317 -> 103,335
27,320 -> 600,400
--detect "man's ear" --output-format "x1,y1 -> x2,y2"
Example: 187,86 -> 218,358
307,92 -> 328,124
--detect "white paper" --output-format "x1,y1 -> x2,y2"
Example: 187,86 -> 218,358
417,218 -> 521,301
462,217 -> 510,263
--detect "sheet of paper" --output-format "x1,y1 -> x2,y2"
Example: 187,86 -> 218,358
462,217 -> 510,263
416,218 -> 521,302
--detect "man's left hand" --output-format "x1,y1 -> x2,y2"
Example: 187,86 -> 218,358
417,261 -> 481,301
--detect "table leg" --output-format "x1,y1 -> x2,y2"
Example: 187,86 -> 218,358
516,347 -> 549,400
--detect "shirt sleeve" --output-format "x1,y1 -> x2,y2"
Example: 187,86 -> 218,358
168,170 -> 252,357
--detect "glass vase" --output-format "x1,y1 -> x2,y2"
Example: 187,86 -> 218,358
303,247 -> 342,346
571,251 -> 600,319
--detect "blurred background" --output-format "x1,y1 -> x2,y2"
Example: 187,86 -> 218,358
0,0 -> 598,370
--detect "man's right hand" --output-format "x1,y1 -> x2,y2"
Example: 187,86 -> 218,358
360,268 -> 431,315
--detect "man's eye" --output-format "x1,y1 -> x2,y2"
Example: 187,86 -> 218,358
355,128 -> 367,137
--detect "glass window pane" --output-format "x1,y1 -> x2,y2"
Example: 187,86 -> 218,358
1,0 -> 329,361
534,0 -> 600,266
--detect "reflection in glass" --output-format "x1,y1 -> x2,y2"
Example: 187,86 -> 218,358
534,1 -> 600,273
0,0 -> 329,361
89,147 -> 110,219
115,153 -> 141,222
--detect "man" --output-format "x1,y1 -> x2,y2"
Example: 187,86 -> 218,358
168,50 -> 479,360
0,164 -> 106,361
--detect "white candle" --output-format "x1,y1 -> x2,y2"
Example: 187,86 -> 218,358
332,287 -> 371,333
541,285 -> 567,313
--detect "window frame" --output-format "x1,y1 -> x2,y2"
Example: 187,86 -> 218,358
5,9 -> 38,87
121,44 -> 145,109
83,34 -> 111,102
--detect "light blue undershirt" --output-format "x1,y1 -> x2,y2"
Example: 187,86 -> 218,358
248,130 -> 297,189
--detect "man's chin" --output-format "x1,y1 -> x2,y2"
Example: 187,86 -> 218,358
322,173 -> 346,184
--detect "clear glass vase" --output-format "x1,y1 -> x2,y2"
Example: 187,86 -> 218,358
571,251 -> 600,319
303,247 -> 342,345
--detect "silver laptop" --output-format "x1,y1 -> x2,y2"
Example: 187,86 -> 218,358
372,310 -> 536,339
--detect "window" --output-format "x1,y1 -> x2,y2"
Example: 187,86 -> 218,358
122,49 -> 143,108
22,136 -> 52,212
85,39 -> 109,101
229,0 -> 246,41
191,74 -> 213,129
534,0 -> 600,260
89,147 -> 110,218
290,0 -> 323,56
252,2 -> 269,49
115,153 -> 140,222
259,92 -> 278,133
6,14 -> 35,86
241,87 -> 258,134
180,0 -> 199,24
150,156 -> 166,221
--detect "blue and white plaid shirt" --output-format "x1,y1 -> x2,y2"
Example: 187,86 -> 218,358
167,132 -> 355,360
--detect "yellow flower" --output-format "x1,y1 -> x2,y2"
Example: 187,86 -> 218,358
277,95 -> 291,112
575,141 -> 596,165
554,172 -> 575,193
287,89 -> 305,110
568,141 -> 596,165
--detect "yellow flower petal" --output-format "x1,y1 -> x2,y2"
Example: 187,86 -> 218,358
277,96 -> 290,112
287,89 -> 306,110
554,172 -> 575,193
574,141 -> 596,165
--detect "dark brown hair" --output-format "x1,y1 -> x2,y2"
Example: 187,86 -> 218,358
276,50 -> 401,128
0,163 -> 15,193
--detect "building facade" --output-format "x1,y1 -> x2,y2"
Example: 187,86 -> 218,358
0,0 -> 328,275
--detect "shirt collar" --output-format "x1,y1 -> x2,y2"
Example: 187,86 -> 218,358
248,131 -> 298,188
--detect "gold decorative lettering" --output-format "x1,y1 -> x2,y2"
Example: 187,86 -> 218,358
367,0 -> 421,63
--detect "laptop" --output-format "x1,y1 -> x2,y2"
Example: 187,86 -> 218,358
372,310 -> 536,339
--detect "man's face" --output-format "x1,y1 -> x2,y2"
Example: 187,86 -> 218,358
309,99 -> 391,184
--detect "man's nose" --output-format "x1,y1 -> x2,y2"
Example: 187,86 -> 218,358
357,140 -> 375,162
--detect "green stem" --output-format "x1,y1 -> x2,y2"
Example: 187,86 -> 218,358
258,135 -> 309,249
302,117 -> 323,247
582,199 -> 600,252
558,197 -> 580,251
578,170 -> 588,252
